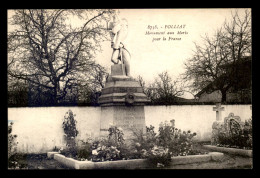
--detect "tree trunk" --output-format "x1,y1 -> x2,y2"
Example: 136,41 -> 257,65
53,86 -> 58,105
220,89 -> 227,103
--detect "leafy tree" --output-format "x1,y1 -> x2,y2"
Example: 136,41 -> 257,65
8,9 -> 115,105
182,10 -> 251,103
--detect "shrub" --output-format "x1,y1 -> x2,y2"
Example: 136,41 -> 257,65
62,110 -> 78,157
52,146 -> 59,152
157,121 -> 196,156
242,118 -> 252,148
91,144 -> 121,162
146,146 -> 172,167
91,125 -> 126,162
8,123 -> 28,169
130,121 -> 197,167
157,121 -> 175,148
8,122 -> 18,159
216,117 -> 252,149
126,125 -> 157,159
132,125 -> 157,151
76,140 -> 92,160
107,125 -> 125,148
8,153 -> 28,169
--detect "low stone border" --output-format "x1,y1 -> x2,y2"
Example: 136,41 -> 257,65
169,152 -> 224,166
203,145 -> 252,157
47,152 -> 224,169
47,152 -> 59,159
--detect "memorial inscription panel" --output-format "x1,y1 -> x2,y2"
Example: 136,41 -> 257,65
114,106 -> 146,136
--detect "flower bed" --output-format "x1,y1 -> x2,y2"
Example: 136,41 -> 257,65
48,151 -> 224,169
52,110 -> 223,169
208,115 -> 252,157
212,115 -> 252,149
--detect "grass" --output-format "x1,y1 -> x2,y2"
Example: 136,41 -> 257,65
8,153 -> 71,169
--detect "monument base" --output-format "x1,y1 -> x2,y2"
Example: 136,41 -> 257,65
100,105 -> 146,139
98,64 -> 150,140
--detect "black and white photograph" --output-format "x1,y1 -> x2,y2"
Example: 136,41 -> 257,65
7,8 -> 252,170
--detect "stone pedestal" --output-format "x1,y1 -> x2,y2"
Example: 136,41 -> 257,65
111,64 -> 125,76
100,106 -> 146,138
98,64 -> 150,139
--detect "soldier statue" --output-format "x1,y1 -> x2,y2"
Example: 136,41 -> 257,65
108,14 -> 131,76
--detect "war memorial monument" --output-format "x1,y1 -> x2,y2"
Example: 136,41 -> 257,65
98,14 -> 150,138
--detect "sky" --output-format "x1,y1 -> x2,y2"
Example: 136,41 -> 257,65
7,8 -> 250,98
94,8 -> 250,98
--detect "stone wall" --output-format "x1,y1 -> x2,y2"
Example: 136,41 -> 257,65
8,107 -> 101,153
8,105 -> 252,153
145,105 -> 251,141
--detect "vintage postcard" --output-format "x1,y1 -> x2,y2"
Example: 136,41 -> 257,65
7,8 -> 252,170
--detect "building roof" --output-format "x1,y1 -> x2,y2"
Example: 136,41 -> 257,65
195,56 -> 252,97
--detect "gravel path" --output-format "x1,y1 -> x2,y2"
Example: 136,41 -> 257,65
21,153 -> 252,169
9,143 -> 252,170
162,154 -> 252,169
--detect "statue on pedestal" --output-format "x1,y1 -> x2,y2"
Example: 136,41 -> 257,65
108,14 -> 131,76
99,13 -> 150,139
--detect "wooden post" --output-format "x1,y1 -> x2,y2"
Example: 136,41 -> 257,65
213,103 -> 225,121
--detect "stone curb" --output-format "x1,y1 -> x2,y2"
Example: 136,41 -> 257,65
208,152 -> 225,161
203,145 -> 252,157
49,152 -> 224,169
170,154 -> 211,165
53,153 -> 149,169
170,152 -> 224,165
47,152 -> 59,159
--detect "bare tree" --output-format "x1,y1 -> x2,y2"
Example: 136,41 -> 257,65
90,64 -> 108,90
145,71 -> 184,105
77,64 -> 108,105
155,71 -> 184,103
182,9 -> 251,103
8,9 -> 115,105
